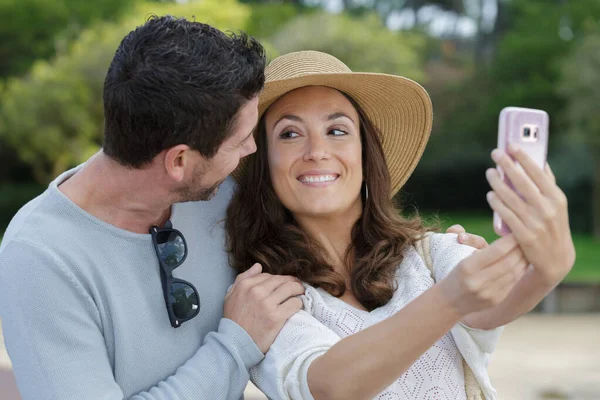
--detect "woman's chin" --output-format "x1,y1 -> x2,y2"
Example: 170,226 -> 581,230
294,201 -> 359,220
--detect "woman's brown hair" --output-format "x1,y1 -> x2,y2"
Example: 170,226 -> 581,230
226,91 -> 432,310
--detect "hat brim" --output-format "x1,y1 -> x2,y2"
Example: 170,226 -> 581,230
231,72 -> 432,196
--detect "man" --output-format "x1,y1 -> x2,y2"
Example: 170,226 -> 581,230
0,16 -> 304,399
0,16 -> 486,400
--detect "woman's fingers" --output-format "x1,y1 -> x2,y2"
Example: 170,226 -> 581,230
486,191 -> 537,243
463,233 -> 519,270
478,245 -> 525,283
486,168 -> 535,225
492,148 -> 544,209
506,145 -> 555,195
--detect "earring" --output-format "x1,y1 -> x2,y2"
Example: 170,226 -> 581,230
364,184 -> 369,202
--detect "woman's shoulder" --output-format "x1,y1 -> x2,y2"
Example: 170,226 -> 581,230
417,232 -> 478,280
426,232 -> 477,259
401,232 -> 461,262
410,232 -> 476,257
398,232 -> 476,276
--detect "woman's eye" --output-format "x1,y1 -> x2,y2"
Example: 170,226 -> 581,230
329,128 -> 347,136
279,130 -> 299,139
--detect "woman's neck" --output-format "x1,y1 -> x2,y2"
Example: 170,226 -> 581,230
294,206 -> 361,272
295,205 -> 370,311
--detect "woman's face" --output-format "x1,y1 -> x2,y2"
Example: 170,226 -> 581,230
265,86 -> 363,219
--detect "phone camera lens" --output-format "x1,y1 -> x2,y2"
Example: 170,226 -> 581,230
523,127 -> 531,138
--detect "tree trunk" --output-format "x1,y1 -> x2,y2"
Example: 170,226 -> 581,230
474,0 -> 485,64
480,0 -> 510,64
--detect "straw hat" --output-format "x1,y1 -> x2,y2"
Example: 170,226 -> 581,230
231,50 -> 433,196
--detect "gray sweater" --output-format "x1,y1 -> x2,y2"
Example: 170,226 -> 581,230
0,167 -> 263,400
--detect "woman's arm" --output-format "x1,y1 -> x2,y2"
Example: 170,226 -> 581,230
463,147 -> 575,330
461,264 -> 555,329
307,283 -> 461,400
253,234 -> 525,400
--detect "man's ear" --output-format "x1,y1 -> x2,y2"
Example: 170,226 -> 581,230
163,145 -> 192,183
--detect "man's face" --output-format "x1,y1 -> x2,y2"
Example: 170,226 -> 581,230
178,96 -> 259,202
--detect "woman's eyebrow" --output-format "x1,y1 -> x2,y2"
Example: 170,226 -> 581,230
273,114 -> 303,128
327,112 -> 356,124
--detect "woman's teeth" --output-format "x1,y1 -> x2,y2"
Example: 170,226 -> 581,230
299,175 -> 337,183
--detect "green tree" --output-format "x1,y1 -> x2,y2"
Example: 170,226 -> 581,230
0,0 -> 251,184
269,12 -> 426,80
559,31 -> 600,239
423,0 -> 600,224
0,0 -> 140,185
245,3 -> 307,39
480,0 -> 600,142
0,0 -> 135,78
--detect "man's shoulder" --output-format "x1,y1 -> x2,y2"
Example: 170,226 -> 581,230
217,176 -> 238,203
0,190 -> 51,253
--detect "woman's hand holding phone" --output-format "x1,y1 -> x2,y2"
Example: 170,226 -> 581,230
439,234 -> 528,318
486,145 -> 575,287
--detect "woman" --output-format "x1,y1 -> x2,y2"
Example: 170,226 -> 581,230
226,51 -> 575,400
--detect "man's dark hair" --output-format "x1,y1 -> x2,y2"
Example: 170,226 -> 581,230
102,15 -> 266,167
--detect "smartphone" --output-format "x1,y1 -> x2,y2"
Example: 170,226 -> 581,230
494,107 -> 549,236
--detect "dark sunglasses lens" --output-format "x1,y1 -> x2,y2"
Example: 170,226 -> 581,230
170,282 -> 199,320
156,231 -> 186,267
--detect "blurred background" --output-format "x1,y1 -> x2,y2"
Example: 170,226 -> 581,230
0,0 -> 598,399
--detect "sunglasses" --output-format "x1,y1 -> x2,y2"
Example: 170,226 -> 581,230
150,222 -> 200,328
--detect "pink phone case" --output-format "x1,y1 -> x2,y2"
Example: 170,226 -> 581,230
494,107 -> 549,236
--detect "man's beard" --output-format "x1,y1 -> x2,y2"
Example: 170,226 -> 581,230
178,180 -> 221,202
174,163 -> 223,202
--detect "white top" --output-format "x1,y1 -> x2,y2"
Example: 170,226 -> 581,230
250,233 -> 502,400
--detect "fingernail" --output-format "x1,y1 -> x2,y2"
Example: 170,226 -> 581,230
508,143 -> 519,153
486,191 -> 494,201
486,168 -> 495,179
459,233 -> 468,242
491,149 -> 502,162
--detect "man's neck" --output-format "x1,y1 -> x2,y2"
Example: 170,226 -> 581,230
58,152 -> 173,234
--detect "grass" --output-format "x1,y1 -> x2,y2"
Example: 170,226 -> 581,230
431,212 -> 600,284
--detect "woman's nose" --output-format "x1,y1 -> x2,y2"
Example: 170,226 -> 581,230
303,133 -> 330,162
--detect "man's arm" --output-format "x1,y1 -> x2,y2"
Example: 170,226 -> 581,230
0,240 -> 275,400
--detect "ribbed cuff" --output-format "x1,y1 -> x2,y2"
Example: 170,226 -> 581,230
218,318 -> 264,368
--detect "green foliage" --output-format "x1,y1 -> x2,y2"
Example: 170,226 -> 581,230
479,0 -> 600,138
131,0 -> 251,32
422,0 -> 600,235
0,183 -> 45,231
436,213 -> 600,283
437,0 -> 600,150
478,1 -> 598,140
0,27 -> 113,183
559,31 -> 600,149
245,3 -> 306,39
0,0 -> 251,184
559,29 -> 600,238
269,12 -> 426,81
0,0 -> 135,78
